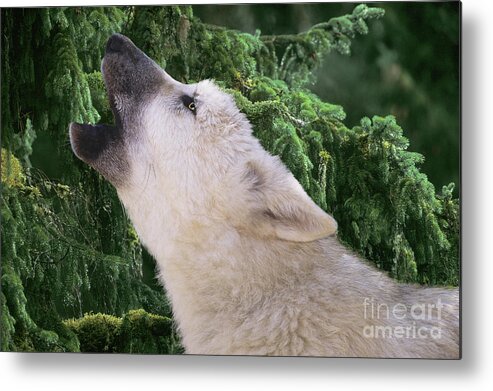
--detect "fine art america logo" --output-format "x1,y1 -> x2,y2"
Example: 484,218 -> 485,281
363,297 -> 444,339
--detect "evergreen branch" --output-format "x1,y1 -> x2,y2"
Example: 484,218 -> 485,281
260,5 -> 384,48
259,4 -> 385,85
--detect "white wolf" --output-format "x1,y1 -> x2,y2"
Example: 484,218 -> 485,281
70,34 -> 460,358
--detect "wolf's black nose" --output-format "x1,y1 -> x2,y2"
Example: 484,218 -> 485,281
106,34 -> 126,54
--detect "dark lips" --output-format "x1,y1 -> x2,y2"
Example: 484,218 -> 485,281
69,123 -> 119,164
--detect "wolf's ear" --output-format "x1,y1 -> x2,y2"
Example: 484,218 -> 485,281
242,160 -> 338,242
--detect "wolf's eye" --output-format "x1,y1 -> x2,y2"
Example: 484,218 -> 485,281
181,95 -> 196,114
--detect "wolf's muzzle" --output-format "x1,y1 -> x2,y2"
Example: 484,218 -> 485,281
106,34 -> 126,54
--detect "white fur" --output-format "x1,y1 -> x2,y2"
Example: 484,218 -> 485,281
116,79 -> 459,358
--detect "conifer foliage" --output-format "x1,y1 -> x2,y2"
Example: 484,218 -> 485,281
1,5 -> 459,352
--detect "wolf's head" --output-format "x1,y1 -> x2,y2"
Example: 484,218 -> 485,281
70,34 -> 337,244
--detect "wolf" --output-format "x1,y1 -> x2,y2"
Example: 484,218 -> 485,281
70,34 -> 460,358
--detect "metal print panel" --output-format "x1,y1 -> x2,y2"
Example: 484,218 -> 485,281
0,2 -> 461,358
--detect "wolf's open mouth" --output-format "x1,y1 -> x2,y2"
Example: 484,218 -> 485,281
70,35 -> 139,165
69,34 -> 165,186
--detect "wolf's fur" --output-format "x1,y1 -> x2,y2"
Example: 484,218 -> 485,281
70,34 -> 460,358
